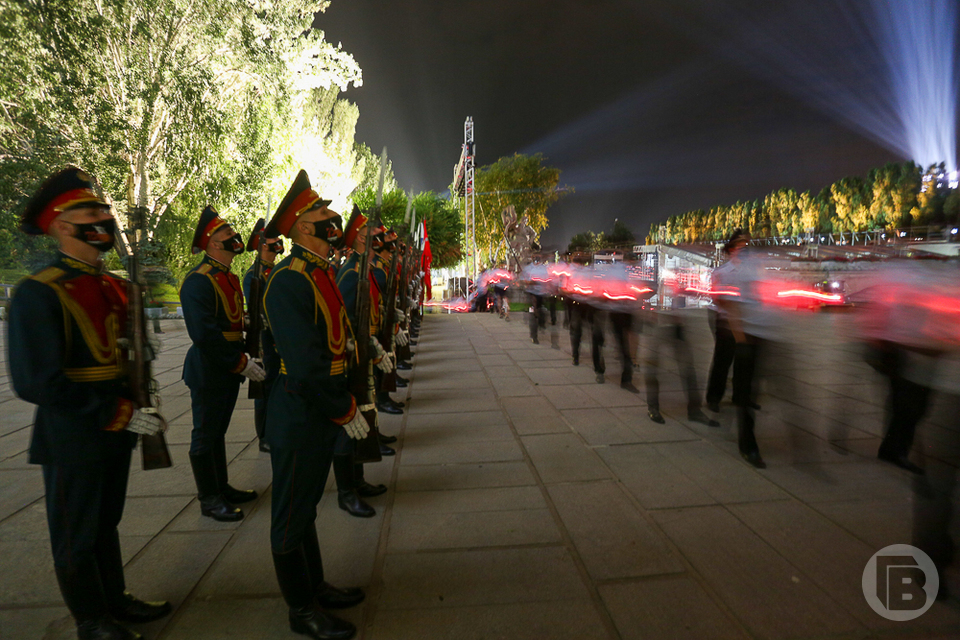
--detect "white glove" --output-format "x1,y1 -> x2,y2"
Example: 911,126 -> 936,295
346,337 -> 356,353
241,356 -> 266,382
395,307 -> 407,322
376,350 -> 394,373
395,328 -> 409,347
343,410 -> 370,440
127,408 -> 164,436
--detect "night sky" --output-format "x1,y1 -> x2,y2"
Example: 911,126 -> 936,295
316,1 -> 930,250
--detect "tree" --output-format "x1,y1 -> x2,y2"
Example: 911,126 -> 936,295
0,0 -> 364,279
607,219 -> 635,246
568,231 -> 604,252
471,153 -> 568,266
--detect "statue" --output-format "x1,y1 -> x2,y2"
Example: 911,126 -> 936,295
502,205 -> 537,272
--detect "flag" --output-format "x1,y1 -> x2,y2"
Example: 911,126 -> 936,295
420,221 -> 433,301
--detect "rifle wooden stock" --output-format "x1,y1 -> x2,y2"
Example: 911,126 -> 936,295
121,208 -> 172,470
245,253 -> 264,399
379,248 -> 400,393
348,203 -> 382,464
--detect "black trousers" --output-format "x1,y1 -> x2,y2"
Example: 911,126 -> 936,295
269,425 -> 339,553
189,383 -> 241,456
706,316 -> 737,406
568,301 -> 583,359
43,446 -> 132,612
609,311 -> 633,384
880,374 -> 931,460
643,319 -> 702,413
591,308 -> 605,374
733,340 -> 763,454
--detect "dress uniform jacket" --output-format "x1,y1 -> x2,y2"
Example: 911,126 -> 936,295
180,254 -> 247,389
9,253 -> 138,465
336,252 -> 383,337
262,244 -> 357,552
243,259 -> 279,381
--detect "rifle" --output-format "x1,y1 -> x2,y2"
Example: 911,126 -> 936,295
349,147 -> 389,464
378,247 -> 400,392
119,172 -> 172,470
245,215 -> 267,399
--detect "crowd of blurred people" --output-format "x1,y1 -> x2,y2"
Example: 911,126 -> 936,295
463,231 -> 960,594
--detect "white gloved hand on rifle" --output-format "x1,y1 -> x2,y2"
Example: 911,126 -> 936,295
395,327 -> 409,347
371,338 -> 393,373
241,356 -> 266,382
343,410 -> 370,440
126,407 -> 165,436
346,337 -> 356,353
395,307 -> 407,322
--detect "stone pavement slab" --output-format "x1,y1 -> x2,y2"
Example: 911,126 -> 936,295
2,313 -> 959,640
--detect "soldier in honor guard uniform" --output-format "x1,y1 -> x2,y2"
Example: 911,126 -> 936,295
8,167 -> 172,640
371,227 -> 407,414
181,206 -> 266,521
242,218 -> 284,453
262,172 -> 368,639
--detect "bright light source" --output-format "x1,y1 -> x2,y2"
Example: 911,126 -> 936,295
900,231 -> 907,237
953,228 -> 959,234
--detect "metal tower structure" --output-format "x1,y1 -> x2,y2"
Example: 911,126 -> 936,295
453,117 -> 477,295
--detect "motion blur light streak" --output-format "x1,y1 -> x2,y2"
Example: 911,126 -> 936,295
776,289 -> 844,303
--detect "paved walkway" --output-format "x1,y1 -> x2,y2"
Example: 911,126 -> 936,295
1,310 -> 959,639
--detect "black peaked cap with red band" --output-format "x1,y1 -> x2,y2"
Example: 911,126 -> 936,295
265,170 -> 332,239
246,218 -> 266,252
21,167 -> 109,236
191,205 -> 229,255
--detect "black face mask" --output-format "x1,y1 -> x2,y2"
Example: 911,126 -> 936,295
312,215 -> 344,248
265,240 -> 285,255
70,218 -> 116,252
220,233 -> 245,255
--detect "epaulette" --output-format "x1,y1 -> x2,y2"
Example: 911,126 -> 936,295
29,267 -> 66,284
291,257 -> 306,273
196,264 -> 212,275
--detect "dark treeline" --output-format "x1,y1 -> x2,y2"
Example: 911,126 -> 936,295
648,162 -> 960,244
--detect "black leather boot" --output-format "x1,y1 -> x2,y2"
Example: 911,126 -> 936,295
213,439 -> 258,504
56,563 -> 142,640
189,452 -> 243,521
737,406 -> 766,469
272,549 -> 355,640
355,463 -> 387,497
98,529 -> 172,624
302,525 -> 365,609
333,455 -> 375,518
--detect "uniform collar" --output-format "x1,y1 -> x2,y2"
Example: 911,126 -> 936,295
292,243 -> 332,270
58,251 -> 103,275
202,254 -> 231,272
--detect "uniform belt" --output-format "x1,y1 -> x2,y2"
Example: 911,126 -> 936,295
280,359 -> 345,376
222,331 -> 243,341
64,364 -> 124,382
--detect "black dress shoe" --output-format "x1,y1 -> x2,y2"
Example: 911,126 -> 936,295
409,340 -> 418,346
377,401 -> 403,415
688,409 -> 720,427
200,496 -> 243,521
572,356 -> 579,366
621,381 -> 640,394
110,592 -> 173,624
357,480 -> 388,497
390,399 -> 405,409
596,373 -> 605,384
337,491 -> 375,518
741,450 -> 767,469
379,433 -> 398,444
317,583 -> 365,609
397,360 -> 412,370
77,617 -> 142,640
877,451 -> 925,475
648,410 -> 665,424
706,401 -> 720,413
396,378 -> 408,388
222,484 -> 258,504
395,374 -> 408,384
379,443 -> 396,456
258,439 -> 271,453
289,604 -> 356,640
